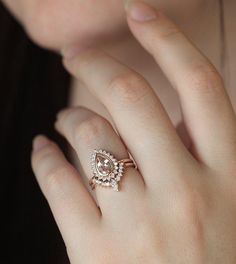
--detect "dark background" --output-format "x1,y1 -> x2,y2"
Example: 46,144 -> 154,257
0,3 -> 71,263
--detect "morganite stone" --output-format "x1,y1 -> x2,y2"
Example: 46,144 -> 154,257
96,154 -> 113,176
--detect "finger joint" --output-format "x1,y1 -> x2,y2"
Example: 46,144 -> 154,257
108,71 -> 151,107
74,115 -> 110,146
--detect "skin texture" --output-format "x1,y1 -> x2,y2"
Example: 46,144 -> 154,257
3,0 -> 236,262
30,2 -> 236,263
1,0 -> 127,49
2,0 -> 206,50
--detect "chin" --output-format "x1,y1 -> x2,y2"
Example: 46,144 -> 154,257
24,18 -> 97,52
19,1 -> 127,52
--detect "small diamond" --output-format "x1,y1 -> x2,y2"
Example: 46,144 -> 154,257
113,185 -> 119,191
110,179 -> 119,191
116,176 -> 121,181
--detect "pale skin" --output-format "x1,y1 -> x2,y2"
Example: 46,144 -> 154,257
2,0 -> 236,263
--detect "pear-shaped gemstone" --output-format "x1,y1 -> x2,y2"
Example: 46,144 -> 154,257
95,154 -> 113,176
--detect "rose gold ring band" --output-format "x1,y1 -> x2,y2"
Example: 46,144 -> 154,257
119,158 -> 137,169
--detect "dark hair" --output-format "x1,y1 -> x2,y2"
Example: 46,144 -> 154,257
0,3 -> 70,263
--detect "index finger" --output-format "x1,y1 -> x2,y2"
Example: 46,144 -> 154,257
125,1 -> 236,166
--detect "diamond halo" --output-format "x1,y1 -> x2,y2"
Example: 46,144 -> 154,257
90,149 -> 126,191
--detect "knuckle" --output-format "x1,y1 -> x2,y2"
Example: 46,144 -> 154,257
74,115 -> 109,145
44,166 -> 70,195
108,71 -> 150,106
188,63 -> 224,96
158,26 -> 182,42
32,143 -> 74,195
32,143 -> 56,170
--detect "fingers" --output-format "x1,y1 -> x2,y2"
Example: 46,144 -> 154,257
31,135 -> 101,246
62,48 -> 190,188
125,1 -> 236,166
55,106 -> 145,218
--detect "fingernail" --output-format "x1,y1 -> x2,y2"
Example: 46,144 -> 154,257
125,1 -> 158,22
61,45 -> 90,60
33,135 -> 50,152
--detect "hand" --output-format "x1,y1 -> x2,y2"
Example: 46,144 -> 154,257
31,2 -> 236,263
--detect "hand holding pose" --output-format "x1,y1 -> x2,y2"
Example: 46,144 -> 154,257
32,2 -> 236,263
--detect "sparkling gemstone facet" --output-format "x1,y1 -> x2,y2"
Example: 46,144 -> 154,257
96,154 -> 113,176
111,179 -> 119,191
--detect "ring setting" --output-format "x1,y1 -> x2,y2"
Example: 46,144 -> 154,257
89,149 -> 137,192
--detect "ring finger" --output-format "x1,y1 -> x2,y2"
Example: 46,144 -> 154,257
55,106 -> 145,217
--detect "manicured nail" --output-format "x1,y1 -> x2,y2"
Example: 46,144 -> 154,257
61,45 -> 90,60
126,1 -> 158,22
33,135 -> 50,152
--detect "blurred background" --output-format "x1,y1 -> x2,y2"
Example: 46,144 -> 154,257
0,3 -> 71,263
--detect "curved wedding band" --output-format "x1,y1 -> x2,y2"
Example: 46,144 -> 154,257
89,149 -> 137,191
